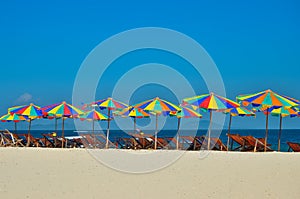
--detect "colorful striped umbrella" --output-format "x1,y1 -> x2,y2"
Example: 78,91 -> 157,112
170,106 -> 202,150
183,93 -> 240,150
0,112 -> 28,122
237,89 -> 298,151
44,101 -> 84,117
9,103 -> 43,146
282,95 -> 300,105
41,103 -> 62,131
82,109 -> 109,121
223,107 -> 255,150
182,93 -> 240,111
9,103 -> 43,119
80,109 -> 109,148
237,89 -> 298,108
115,106 -> 150,134
91,97 -> 128,149
255,106 -> 298,151
0,113 -> 28,133
92,97 -> 128,110
43,101 -> 84,147
296,107 -> 300,117
134,97 -> 181,149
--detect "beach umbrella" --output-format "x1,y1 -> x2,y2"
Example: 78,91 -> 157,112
297,108 -> 300,117
282,95 -> 300,105
43,101 -> 84,147
170,106 -> 202,150
183,92 -> 240,150
91,97 -> 128,149
0,113 -> 28,133
237,89 -> 298,151
256,106 -> 299,151
41,103 -> 62,131
80,109 -> 109,148
115,106 -> 150,133
134,97 -> 181,149
9,103 -> 43,146
223,107 -> 255,150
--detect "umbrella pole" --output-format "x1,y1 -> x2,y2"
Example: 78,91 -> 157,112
154,114 -> 158,150
106,109 -> 110,149
134,117 -> 136,133
278,115 -> 283,152
62,117 -> 65,148
93,119 -> 96,149
227,114 -> 232,151
14,122 -> 17,134
55,118 -> 58,132
26,119 -> 32,147
264,110 -> 269,152
176,118 -> 181,150
208,111 -> 212,150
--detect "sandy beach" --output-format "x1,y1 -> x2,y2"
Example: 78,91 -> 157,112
0,148 -> 299,199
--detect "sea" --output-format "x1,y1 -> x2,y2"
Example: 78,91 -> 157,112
11,129 -> 300,152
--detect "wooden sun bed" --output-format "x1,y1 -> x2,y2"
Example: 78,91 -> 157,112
130,133 -> 154,149
287,142 -> 300,152
18,133 -> 44,147
78,133 -> 114,149
184,136 -> 227,151
242,136 -> 272,152
0,131 -> 15,147
227,134 -> 272,152
40,134 -> 55,148
0,130 -> 26,147
194,136 -> 227,151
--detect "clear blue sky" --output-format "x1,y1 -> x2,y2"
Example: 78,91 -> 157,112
0,0 -> 299,130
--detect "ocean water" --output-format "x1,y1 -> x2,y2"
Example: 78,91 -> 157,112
11,129 -> 300,152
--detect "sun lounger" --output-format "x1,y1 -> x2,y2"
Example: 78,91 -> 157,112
0,131 -> 15,147
227,134 -> 272,152
79,134 -> 113,149
227,134 -> 248,151
192,136 -> 227,151
180,136 -> 196,150
0,130 -> 25,147
20,134 -> 45,147
287,142 -> 300,152
130,133 -> 154,149
72,138 -> 84,148
242,136 -> 272,152
41,134 -> 66,148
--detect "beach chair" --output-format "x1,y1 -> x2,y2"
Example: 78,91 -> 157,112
72,138 -> 84,148
1,130 -> 25,147
115,137 -> 133,149
77,134 -> 92,148
21,134 -> 45,147
130,133 -> 154,149
181,136 -> 197,150
95,134 -> 112,148
164,137 -> 177,149
10,133 -> 26,147
242,136 -> 272,152
194,136 -> 227,151
147,136 -> 170,149
287,142 -> 300,152
211,137 -> 227,151
79,134 -> 112,149
227,134 -> 249,151
42,133 -> 65,148
0,131 -> 14,147
41,134 -> 55,148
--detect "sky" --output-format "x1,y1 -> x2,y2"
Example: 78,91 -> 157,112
0,0 -> 299,130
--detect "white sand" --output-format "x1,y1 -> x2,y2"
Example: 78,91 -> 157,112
0,148 -> 299,199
